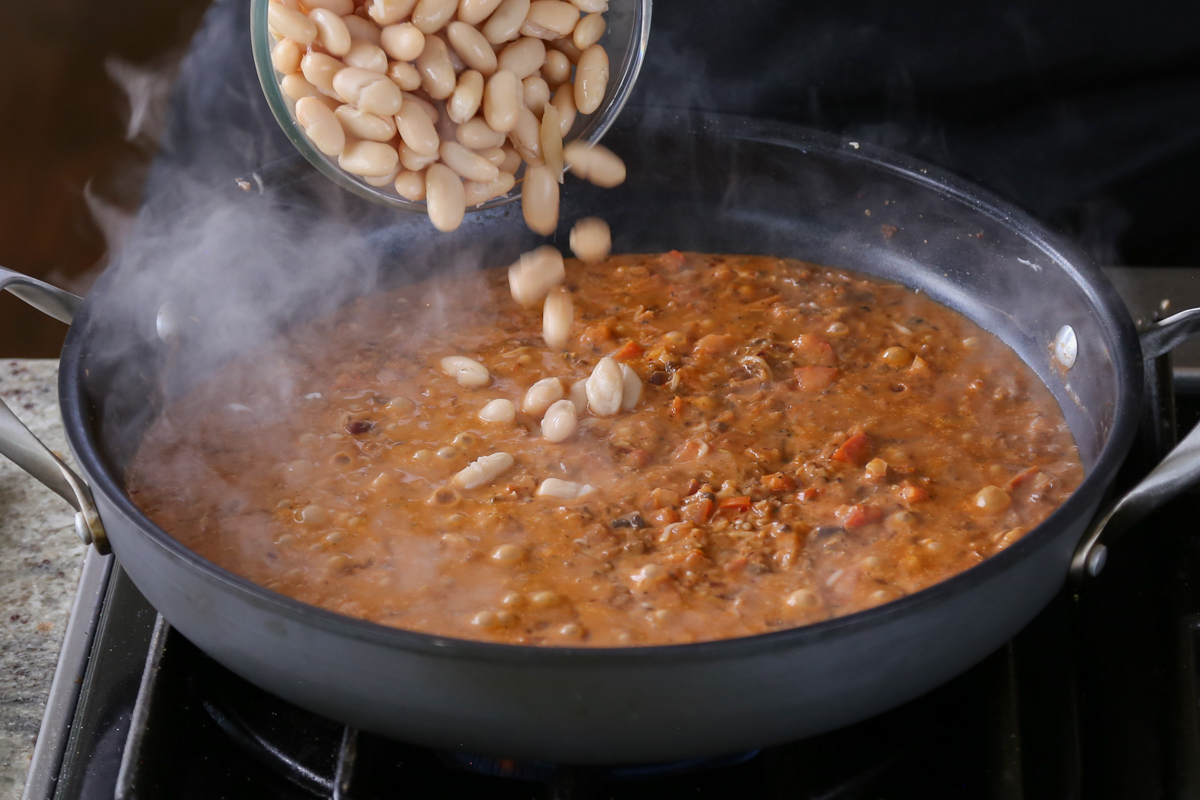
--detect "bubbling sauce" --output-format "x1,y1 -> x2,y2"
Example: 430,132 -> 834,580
128,252 -> 1083,646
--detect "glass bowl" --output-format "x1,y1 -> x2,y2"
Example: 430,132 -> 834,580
251,0 -> 651,212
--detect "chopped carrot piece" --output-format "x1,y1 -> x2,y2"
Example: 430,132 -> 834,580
794,366 -> 839,393
899,483 -> 929,504
795,334 -> 838,367
719,496 -> 752,512
761,473 -> 795,492
685,478 -> 702,496
840,504 -> 883,529
649,507 -> 680,526
797,487 -> 820,502
833,432 -> 872,466
580,323 -> 614,347
681,495 -> 715,523
670,396 -> 685,418
612,340 -> 645,361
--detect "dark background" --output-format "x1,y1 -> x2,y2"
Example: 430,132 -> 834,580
4,0 -> 1200,356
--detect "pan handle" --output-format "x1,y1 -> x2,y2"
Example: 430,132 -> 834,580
1070,309 -> 1200,583
0,267 -> 109,554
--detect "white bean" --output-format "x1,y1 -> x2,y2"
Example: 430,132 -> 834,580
394,169 -> 427,200
386,61 -> 423,91
310,8 -> 352,55
440,140 -> 500,182
458,0 -> 505,24
522,377 -> 564,414
416,34 -> 457,99
380,22 -> 426,61
542,50 -> 571,87
508,245 -> 565,306
440,354 -> 490,386
334,67 -> 405,115
568,379 -> 588,414
585,356 -> 622,416
301,51 -> 345,97
540,104 -> 563,177
362,164 -> 401,186
542,285 -> 573,348
537,478 -> 594,498
399,141 -> 440,170
395,101 -> 440,155
572,12 -> 605,49
479,398 -> 516,423
400,91 -> 440,122
523,75 -> 550,115
457,116 -> 507,149
522,163 -> 559,235
463,171 -> 516,205
550,83 -> 576,135
334,104 -> 397,141
567,0 -> 606,11
453,452 -> 514,489
295,97 -> 346,155
271,38 -> 302,74
338,140 -> 399,176
548,36 -> 582,63
479,146 -> 506,165
412,0 -> 457,32
540,399 -> 577,442
481,0 -> 530,43
569,217 -> 610,262
306,0 -> 354,14
497,37 -> 547,80
445,21 -> 498,76
367,0 -> 419,26
498,145 -> 522,173
344,41 -> 388,72
520,0 -> 580,39
563,141 -> 624,186
619,363 -> 642,411
447,69 -> 485,123
483,70 -> 522,133
281,73 -> 327,101
425,163 -> 466,232
509,106 -> 543,164
342,14 -> 383,45
267,4 -> 317,45
573,44 -> 608,114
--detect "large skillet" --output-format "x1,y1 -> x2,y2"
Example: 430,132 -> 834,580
5,111 -> 1200,763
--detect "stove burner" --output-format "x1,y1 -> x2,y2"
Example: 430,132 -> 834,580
436,749 -> 762,782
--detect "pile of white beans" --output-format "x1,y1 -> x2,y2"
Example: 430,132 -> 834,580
440,346 -> 642,494
266,0 -> 628,234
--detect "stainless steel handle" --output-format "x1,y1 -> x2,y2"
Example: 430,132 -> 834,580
1070,309 -> 1200,582
0,267 -> 108,553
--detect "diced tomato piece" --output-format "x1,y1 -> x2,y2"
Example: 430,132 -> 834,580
797,487 -> 820,502
685,478 -> 702,496
659,250 -> 687,270
794,366 -> 839,393
899,483 -> 929,504
718,496 -> 752,512
1007,467 -> 1040,492
832,432 -> 872,466
612,340 -> 644,361
839,504 -> 883,529
670,396 -> 686,418
681,495 -> 715,523
580,323 -> 614,347
649,507 -> 680,526
795,334 -> 838,367
761,473 -> 795,492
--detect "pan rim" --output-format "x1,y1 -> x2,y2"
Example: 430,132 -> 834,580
59,110 -> 1143,666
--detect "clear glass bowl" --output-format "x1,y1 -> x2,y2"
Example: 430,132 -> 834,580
251,0 -> 651,212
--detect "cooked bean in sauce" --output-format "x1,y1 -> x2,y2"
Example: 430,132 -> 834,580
128,252 -> 1083,646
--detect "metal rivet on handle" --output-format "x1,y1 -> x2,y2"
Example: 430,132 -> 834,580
1054,325 -> 1078,370
74,512 -> 92,546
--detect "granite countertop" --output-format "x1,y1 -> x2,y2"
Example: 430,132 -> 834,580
0,360 -> 86,799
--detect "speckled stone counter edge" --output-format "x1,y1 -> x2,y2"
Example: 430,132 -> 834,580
0,360 -> 87,799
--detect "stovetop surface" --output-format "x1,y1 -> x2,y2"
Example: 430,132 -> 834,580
31,267 -> 1200,800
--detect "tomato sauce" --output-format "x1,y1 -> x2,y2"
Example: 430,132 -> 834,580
128,252 -> 1083,646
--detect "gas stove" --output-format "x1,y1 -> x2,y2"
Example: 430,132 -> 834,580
21,268 -> 1200,800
